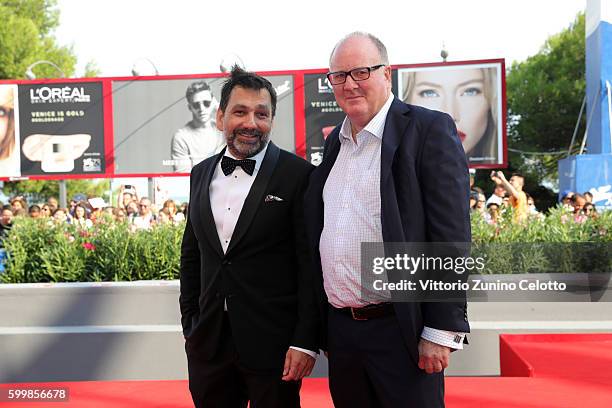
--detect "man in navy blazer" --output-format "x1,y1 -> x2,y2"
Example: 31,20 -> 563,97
304,32 -> 471,408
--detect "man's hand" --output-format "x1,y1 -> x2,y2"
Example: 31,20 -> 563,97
490,170 -> 504,185
282,348 -> 315,381
418,338 -> 451,374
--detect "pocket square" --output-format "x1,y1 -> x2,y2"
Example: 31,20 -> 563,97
265,194 -> 284,202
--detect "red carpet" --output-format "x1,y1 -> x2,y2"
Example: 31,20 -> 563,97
0,380 -> 334,407
1,334 -> 611,407
500,333 -> 612,378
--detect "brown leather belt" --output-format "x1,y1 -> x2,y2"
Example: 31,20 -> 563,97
334,303 -> 395,321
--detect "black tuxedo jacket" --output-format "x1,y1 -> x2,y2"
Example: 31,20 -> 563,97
304,98 -> 471,363
179,142 -> 318,372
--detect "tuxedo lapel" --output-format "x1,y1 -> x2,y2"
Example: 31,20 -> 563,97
225,142 -> 280,256
200,150 -> 225,257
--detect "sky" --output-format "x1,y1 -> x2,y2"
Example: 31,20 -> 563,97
50,0 -> 587,202
55,0 -> 586,77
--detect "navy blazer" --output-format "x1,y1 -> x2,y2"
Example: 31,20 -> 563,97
304,98 -> 471,363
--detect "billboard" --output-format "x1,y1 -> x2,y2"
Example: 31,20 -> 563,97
17,82 -> 106,176
0,84 -> 20,178
303,72 -> 346,166
0,59 -> 506,180
111,75 -> 296,175
397,61 -> 506,167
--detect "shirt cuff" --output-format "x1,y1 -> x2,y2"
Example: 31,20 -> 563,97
421,326 -> 466,350
289,346 -> 317,359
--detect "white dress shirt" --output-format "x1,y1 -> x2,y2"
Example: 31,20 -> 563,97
209,143 -> 317,358
320,93 -> 466,349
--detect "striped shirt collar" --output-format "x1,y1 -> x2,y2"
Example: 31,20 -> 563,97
339,92 -> 395,142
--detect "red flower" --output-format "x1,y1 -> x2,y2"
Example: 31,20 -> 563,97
82,242 -> 96,251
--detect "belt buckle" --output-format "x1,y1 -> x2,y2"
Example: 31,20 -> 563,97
350,307 -> 368,321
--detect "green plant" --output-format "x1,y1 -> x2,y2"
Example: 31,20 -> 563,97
0,218 -> 183,283
0,208 -> 609,283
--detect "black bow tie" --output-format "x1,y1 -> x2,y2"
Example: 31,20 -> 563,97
221,155 -> 256,176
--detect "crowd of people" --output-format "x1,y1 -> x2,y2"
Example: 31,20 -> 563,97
470,171 -> 600,224
0,173 -> 604,241
0,185 -> 188,242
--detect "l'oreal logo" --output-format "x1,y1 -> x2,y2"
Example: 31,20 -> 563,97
30,86 -> 91,103
318,78 -> 333,94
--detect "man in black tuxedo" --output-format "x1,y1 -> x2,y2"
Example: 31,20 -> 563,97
179,67 -> 318,408
304,32 -> 471,408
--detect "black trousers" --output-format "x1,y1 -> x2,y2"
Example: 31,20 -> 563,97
327,306 -> 445,408
185,313 -> 301,408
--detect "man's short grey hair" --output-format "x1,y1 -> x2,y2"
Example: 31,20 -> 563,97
329,32 -> 389,66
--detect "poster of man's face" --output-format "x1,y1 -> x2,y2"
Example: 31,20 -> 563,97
112,75 -> 296,175
187,86 -> 214,124
397,62 -> 504,166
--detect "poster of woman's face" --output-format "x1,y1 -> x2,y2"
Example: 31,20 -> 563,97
398,62 -> 504,166
0,84 -> 21,177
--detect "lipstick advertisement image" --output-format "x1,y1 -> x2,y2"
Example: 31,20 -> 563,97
398,63 -> 503,166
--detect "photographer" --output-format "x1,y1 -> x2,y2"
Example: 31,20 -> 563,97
117,185 -> 139,212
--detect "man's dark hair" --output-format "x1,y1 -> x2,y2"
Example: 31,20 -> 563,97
219,66 -> 277,117
185,81 -> 212,104
1,205 -> 12,212
28,205 -> 41,213
511,173 -> 525,187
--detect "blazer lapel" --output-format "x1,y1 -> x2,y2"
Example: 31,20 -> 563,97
380,99 -> 411,243
225,142 -> 280,256
381,98 -> 411,186
200,150 -> 225,257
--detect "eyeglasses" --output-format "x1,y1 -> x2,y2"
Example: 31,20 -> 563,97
190,100 -> 212,109
326,65 -> 386,85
